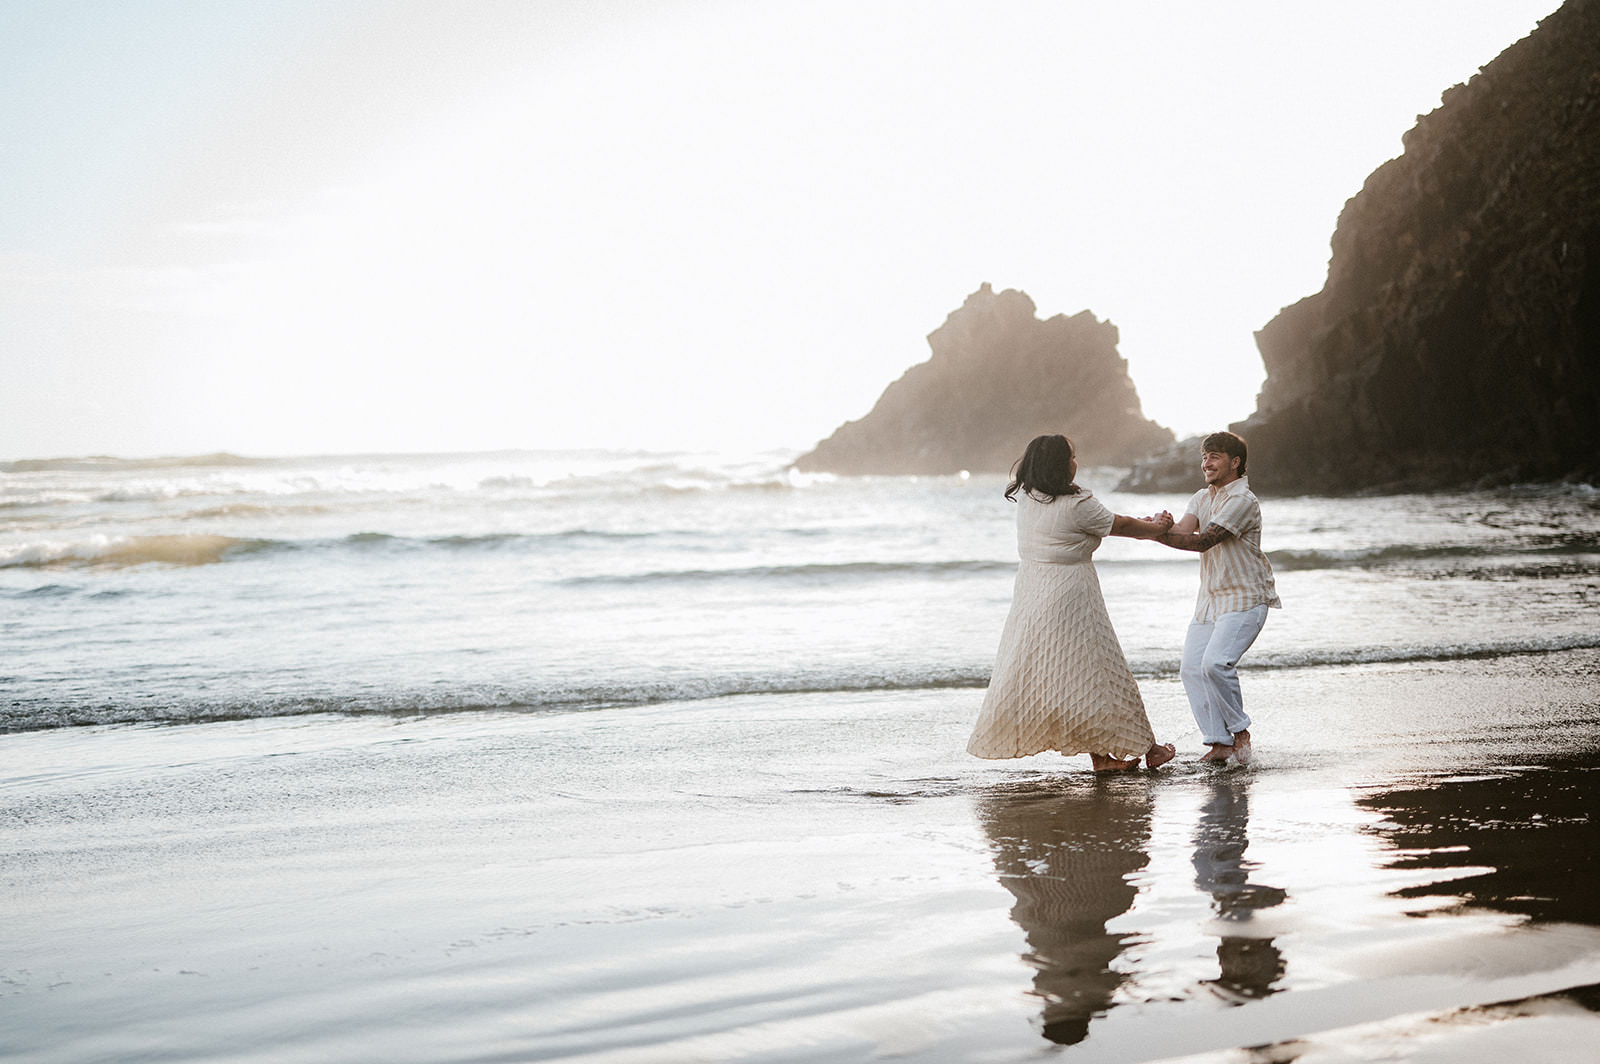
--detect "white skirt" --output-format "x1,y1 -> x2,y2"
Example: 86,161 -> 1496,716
968,560 -> 1155,760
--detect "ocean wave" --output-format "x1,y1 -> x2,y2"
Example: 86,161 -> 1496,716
1268,536 -> 1600,571
0,491 -> 96,510
338,528 -> 666,553
0,527 -> 693,570
1116,634 -> 1600,679
536,469 -> 806,499
7,637 -> 1598,734
561,559 -> 1016,586
15,582 -> 76,597
554,542 -> 1600,586
93,485 -> 252,504
0,666 -> 995,734
10,526 -> 1595,577
0,533 -> 270,569
3,583 -> 143,599
2,451 -> 819,510
1,452 -> 269,474
180,502 -> 333,520
458,451 -> 834,499
341,531 -> 541,551
1222,632 -> 1600,675
478,475 -> 539,490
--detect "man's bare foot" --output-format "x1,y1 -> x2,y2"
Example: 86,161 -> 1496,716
1199,744 -> 1234,762
1090,753 -> 1140,773
1145,742 -> 1177,769
1231,730 -> 1252,765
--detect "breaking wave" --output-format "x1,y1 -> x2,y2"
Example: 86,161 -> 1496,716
13,526 -> 1598,578
0,452 -> 270,474
1268,536 -> 1600,570
0,665 -> 994,734
6,635 -> 1598,734
560,559 -> 1017,586
0,533 -> 271,569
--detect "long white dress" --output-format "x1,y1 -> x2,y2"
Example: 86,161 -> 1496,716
967,490 -> 1155,760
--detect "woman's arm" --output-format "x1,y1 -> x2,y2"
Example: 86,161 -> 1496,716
1109,512 -> 1174,539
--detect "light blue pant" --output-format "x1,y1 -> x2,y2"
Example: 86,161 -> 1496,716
1181,605 -> 1269,746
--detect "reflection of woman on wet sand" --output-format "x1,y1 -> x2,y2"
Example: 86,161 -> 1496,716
977,781 -> 1153,1045
968,434 -> 1176,772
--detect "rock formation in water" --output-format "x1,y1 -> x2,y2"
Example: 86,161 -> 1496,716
794,284 -> 1173,475
1116,435 -> 1208,494
1163,0 -> 1600,494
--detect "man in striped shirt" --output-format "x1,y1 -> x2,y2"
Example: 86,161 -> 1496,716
1157,432 -> 1282,764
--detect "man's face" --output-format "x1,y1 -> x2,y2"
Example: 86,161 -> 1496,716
1201,450 -> 1241,485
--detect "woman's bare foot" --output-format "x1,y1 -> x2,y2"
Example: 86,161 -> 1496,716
1199,744 -> 1234,762
1145,742 -> 1176,769
1090,753 -> 1140,773
1231,730 -> 1252,765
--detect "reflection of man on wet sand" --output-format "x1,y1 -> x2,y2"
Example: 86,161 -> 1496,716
976,782 -> 1153,1045
1192,775 -> 1287,1001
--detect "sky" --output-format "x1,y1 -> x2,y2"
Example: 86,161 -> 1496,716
0,0 -> 1565,461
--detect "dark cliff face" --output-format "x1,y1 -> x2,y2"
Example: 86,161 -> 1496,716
1232,0 -> 1600,494
794,284 -> 1173,475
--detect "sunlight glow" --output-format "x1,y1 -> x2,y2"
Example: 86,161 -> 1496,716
0,0 -> 1562,459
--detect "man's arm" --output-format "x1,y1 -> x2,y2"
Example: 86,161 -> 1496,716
1159,521 -> 1235,552
1154,512 -> 1199,550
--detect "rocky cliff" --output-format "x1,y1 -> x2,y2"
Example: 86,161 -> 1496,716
1204,0 -> 1600,494
794,284 -> 1173,475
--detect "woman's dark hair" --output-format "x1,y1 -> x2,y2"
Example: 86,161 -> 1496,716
1005,434 -> 1082,502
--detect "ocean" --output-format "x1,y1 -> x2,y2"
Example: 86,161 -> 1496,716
4,448 -> 1597,734
5,449 -> 1600,1063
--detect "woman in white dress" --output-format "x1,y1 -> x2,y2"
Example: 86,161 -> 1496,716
968,434 -> 1177,772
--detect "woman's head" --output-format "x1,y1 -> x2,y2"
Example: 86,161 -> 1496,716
1005,434 -> 1081,502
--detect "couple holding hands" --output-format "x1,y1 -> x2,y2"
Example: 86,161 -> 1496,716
968,431 -> 1281,771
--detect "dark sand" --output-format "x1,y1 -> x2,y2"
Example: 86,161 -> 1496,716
4,649 -> 1599,1062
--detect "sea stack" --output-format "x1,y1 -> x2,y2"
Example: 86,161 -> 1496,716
1209,0 -> 1600,493
794,284 -> 1173,475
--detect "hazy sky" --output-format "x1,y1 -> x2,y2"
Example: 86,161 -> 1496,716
1,0 -> 1563,460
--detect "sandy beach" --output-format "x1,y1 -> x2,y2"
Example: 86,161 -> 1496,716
5,647 -> 1599,1063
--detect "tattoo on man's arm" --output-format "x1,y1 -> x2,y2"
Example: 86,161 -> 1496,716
1166,523 -> 1235,552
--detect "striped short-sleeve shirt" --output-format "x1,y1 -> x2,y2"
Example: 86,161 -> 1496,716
1185,476 -> 1282,623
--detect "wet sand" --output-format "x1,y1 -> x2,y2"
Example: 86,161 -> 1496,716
4,648 -> 1600,1062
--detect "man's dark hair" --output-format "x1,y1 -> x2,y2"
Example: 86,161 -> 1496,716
1202,431 -> 1248,476
1006,434 -> 1082,502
